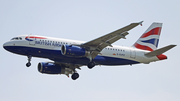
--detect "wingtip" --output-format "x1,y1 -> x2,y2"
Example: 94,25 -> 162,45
139,21 -> 143,26
139,21 -> 144,23
171,44 -> 177,47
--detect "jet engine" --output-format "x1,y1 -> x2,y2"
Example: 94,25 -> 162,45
38,62 -> 70,74
61,45 -> 89,57
38,62 -> 79,80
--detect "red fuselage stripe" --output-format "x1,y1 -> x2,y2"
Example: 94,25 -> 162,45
25,36 -> 46,39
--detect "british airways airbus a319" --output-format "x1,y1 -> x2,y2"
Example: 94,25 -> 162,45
3,21 -> 176,80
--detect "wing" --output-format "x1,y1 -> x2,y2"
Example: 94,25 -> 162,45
81,21 -> 143,59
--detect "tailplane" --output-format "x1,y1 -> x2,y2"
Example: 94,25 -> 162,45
145,45 -> 176,57
133,22 -> 162,51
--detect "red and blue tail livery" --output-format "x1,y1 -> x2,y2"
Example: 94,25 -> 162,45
3,22 -> 176,80
133,23 -> 162,51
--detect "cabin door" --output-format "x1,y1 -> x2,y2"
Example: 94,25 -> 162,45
28,36 -> 36,45
130,48 -> 136,59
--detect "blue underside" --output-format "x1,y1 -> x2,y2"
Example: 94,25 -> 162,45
4,46 -> 140,66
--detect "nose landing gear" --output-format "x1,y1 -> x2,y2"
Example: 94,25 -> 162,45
26,62 -> 31,67
26,55 -> 32,67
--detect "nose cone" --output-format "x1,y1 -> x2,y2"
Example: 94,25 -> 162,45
3,41 -> 14,52
3,42 -> 9,50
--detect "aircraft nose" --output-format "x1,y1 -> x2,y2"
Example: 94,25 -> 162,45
3,41 -> 14,51
3,42 -> 9,50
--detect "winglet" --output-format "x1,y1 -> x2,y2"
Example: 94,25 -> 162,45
139,21 -> 143,26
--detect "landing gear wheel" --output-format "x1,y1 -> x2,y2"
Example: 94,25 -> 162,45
71,73 -> 79,80
26,62 -> 31,67
26,55 -> 32,67
87,62 -> 95,69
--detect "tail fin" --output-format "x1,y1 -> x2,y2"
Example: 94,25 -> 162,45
133,22 -> 162,51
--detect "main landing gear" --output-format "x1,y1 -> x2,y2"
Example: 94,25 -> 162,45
70,61 -> 95,80
26,55 -> 32,67
71,73 -> 79,80
71,67 -> 79,80
87,61 -> 95,69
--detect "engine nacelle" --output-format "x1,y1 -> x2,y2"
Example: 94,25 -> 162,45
38,62 -> 66,74
61,45 -> 89,57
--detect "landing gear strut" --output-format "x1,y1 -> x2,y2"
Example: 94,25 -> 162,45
26,55 -> 32,67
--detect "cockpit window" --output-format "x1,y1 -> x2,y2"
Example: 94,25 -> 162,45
11,37 -> 22,40
11,37 -> 18,40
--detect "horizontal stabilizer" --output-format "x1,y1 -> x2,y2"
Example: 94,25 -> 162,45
145,45 -> 176,57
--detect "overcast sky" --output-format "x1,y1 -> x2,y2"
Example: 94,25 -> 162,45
0,0 -> 179,101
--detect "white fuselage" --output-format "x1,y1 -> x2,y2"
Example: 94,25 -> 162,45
3,35 -> 160,66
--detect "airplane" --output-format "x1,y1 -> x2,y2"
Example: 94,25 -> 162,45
3,21 -> 176,80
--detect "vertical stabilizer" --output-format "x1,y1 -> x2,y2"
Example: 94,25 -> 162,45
133,22 -> 162,51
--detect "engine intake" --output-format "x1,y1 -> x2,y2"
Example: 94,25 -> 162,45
61,45 -> 89,57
